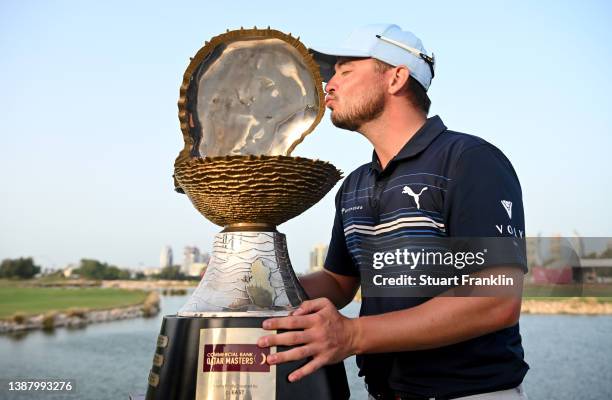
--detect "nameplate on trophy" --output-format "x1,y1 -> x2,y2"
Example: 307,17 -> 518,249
196,328 -> 276,400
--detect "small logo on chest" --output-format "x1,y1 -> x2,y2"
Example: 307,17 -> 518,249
402,186 -> 428,209
342,205 -> 364,214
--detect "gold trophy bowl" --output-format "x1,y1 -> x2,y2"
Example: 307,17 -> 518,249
174,155 -> 341,227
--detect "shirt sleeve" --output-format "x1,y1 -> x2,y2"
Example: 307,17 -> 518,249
324,185 -> 360,277
444,144 -> 527,272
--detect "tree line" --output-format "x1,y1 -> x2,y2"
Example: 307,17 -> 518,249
0,257 -> 41,279
0,257 -> 198,280
74,258 -> 132,280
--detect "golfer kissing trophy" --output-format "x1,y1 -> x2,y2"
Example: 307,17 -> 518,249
144,27 -> 350,400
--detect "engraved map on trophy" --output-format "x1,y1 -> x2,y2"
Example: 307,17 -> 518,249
144,27 -> 349,400
173,27 -> 341,317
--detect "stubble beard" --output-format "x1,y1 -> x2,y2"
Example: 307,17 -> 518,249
330,88 -> 386,132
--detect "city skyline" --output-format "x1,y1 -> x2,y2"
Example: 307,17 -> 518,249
1,1 -> 611,272
13,233 -> 612,276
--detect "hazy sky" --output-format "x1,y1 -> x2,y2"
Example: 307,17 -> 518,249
1,0 -> 611,272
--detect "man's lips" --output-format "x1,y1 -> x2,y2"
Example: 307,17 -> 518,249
325,97 -> 336,106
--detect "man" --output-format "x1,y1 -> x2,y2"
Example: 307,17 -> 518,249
257,24 -> 529,399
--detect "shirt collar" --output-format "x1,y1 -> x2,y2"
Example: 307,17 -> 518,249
370,115 -> 447,173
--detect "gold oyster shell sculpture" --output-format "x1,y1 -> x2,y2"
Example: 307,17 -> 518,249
174,27 -> 341,226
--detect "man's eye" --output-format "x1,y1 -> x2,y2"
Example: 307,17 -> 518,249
341,71 -> 351,76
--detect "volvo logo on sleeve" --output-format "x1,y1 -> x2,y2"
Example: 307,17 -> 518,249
402,186 -> 428,209
496,200 -> 522,237
501,200 -> 512,220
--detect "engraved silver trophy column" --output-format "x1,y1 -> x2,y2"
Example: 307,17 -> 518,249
145,28 -> 349,400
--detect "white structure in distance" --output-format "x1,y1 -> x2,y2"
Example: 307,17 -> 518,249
309,244 -> 328,273
160,245 -> 173,269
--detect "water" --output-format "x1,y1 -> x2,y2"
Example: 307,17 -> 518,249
0,294 -> 610,399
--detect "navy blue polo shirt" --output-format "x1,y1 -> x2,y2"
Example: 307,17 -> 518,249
324,116 -> 529,398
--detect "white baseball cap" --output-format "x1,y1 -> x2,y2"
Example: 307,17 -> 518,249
309,23 -> 435,91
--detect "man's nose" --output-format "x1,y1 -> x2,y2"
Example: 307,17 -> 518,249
325,79 -> 336,94
324,74 -> 338,94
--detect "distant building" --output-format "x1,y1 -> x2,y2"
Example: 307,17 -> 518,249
532,235 -> 575,284
143,267 -> 161,277
62,264 -> 78,278
160,245 -> 173,269
188,262 -> 208,278
183,246 -> 201,275
159,246 -> 173,268
572,258 -> 612,283
309,244 -> 328,273
569,231 -> 585,258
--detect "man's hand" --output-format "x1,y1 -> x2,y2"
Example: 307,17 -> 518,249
257,297 -> 357,382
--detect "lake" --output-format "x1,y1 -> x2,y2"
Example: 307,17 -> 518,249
0,293 -> 610,399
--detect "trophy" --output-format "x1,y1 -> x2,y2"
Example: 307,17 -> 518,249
144,27 -> 350,400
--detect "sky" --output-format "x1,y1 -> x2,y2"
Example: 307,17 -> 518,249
1,0 -> 611,273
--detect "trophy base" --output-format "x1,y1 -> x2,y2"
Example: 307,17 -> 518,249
145,315 -> 350,400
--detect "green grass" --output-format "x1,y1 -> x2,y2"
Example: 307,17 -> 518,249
0,286 -> 148,319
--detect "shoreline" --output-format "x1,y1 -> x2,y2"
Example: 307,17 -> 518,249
100,279 -> 197,290
353,295 -> 612,315
0,291 -> 160,334
521,298 -> 612,315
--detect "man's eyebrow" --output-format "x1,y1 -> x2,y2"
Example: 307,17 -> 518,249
334,59 -> 355,71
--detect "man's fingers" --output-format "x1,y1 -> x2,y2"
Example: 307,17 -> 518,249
295,298 -> 332,315
262,313 -> 318,330
258,330 -> 310,347
290,307 -> 306,316
288,357 -> 325,382
265,345 -> 315,365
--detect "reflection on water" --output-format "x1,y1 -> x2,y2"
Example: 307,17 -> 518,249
0,293 -> 187,400
0,293 -> 610,400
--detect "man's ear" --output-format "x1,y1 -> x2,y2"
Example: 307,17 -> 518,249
388,65 -> 410,95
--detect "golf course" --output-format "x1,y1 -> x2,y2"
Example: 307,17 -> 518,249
0,280 -> 148,319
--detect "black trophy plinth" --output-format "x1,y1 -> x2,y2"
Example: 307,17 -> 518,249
145,315 -> 350,400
